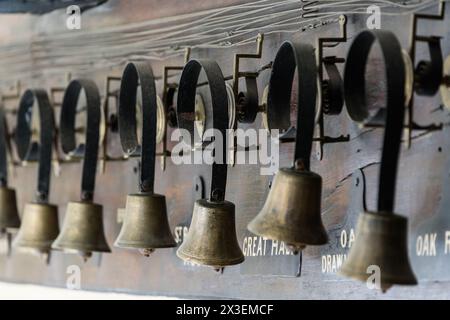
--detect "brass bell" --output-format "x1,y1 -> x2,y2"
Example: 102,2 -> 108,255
52,201 -> 111,260
248,167 -> 328,253
0,187 -> 20,233
339,30 -> 417,291
13,202 -> 59,254
115,193 -> 176,256
177,199 -> 244,269
248,41 -> 327,253
339,211 -> 417,292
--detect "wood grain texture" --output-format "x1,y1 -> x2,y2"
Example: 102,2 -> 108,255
0,1 -> 450,299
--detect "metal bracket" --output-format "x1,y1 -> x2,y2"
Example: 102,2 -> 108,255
404,1 -> 446,149
232,34 -> 264,125
100,75 -> 169,173
101,75 -> 124,173
226,34 -> 264,166
0,99 -> 19,171
160,48 -> 191,171
48,73 -> 72,177
314,15 -> 349,160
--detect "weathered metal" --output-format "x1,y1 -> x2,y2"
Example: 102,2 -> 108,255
339,30 -> 417,291
248,41 -> 328,253
52,79 -> 110,258
13,89 -> 58,254
114,61 -> 176,255
176,59 -> 244,268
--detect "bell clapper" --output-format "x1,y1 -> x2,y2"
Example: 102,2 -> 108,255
287,243 -> 305,256
80,251 -> 93,263
139,248 -> 155,257
440,56 -> 450,109
213,267 -> 225,274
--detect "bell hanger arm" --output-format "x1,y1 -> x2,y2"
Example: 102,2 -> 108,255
60,79 -> 101,202
119,62 -> 157,193
0,106 -> 8,187
16,89 -> 55,203
267,41 -> 318,171
344,30 -> 405,213
177,59 -> 228,202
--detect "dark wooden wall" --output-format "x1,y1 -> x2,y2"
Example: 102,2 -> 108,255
1,0 -> 450,299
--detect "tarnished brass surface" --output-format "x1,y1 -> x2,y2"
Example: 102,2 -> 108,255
0,187 -> 20,232
52,201 -> 110,258
248,168 -> 327,253
177,199 -> 244,268
339,211 -> 417,291
13,202 -> 59,253
114,193 -> 176,254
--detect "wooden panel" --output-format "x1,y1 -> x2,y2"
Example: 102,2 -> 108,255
0,0 -> 450,299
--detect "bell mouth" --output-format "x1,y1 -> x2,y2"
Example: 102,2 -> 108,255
129,192 -> 165,198
247,221 -> 328,249
54,248 -> 94,261
176,249 -> 245,268
14,245 -> 51,257
51,244 -> 111,254
114,241 -> 176,250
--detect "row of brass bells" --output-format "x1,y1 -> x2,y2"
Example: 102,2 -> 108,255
248,167 -> 328,253
13,202 -> 59,255
177,199 -> 244,270
115,193 -> 176,256
339,211 -> 417,292
0,187 -> 20,233
52,201 -> 110,260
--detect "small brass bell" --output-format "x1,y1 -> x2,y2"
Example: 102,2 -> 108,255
177,199 -> 244,269
13,202 -> 59,254
115,193 -> 176,256
248,168 -> 328,253
175,59 -> 244,270
339,30 -> 418,291
53,79 -> 111,261
13,88 -> 58,259
114,62 -> 176,256
248,41 -> 327,253
339,212 -> 417,292
0,187 -> 20,233
52,201 -> 111,260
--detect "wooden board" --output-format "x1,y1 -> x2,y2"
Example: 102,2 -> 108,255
1,0 -> 450,299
